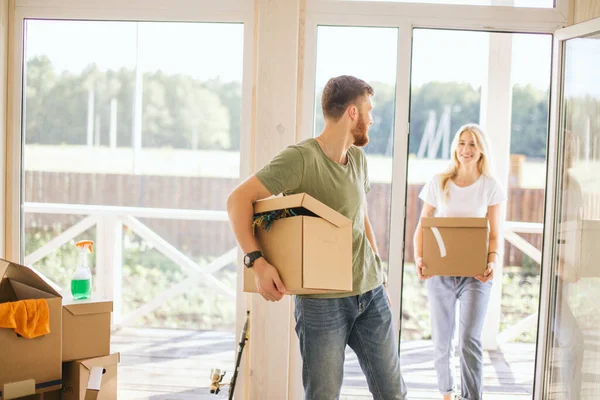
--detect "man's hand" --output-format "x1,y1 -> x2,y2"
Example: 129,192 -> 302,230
475,261 -> 495,283
415,257 -> 431,280
252,258 -> 287,301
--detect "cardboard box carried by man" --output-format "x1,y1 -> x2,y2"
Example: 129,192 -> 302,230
244,193 -> 353,295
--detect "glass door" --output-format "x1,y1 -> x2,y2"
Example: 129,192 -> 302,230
310,25 -> 400,398
403,27 -> 552,398
541,18 -> 600,400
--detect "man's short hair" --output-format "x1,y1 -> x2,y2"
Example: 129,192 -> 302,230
321,75 -> 374,122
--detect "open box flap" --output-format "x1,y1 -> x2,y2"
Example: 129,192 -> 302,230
0,259 -> 61,298
254,193 -> 350,228
80,353 -> 120,371
64,298 -> 113,316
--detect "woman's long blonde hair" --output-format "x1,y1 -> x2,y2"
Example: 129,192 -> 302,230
440,123 -> 494,201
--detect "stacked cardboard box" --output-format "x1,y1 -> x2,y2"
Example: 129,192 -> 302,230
60,296 -> 118,400
0,260 -> 62,400
0,259 -> 119,399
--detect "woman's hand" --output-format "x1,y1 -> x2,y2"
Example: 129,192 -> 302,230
415,257 -> 431,280
475,261 -> 495,283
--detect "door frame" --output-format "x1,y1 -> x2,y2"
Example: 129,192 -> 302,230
301,5 -> 564,351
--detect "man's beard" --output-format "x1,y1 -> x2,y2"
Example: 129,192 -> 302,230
352,113 -> 369,147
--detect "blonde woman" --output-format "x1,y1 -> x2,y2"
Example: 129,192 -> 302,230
413,124 -> 506,400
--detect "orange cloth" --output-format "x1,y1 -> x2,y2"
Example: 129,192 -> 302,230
0,299 -> 50,338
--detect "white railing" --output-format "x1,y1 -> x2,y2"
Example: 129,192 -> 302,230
24,202 -> 237,328
24,202 -> 545,342
498,221 -> 543,344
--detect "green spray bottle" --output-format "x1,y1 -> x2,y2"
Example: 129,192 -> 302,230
71,240 -> 93,300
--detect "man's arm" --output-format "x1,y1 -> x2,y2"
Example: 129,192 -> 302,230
227,175 -> 287,301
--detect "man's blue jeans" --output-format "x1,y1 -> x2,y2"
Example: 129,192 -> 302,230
426,276 -> 492,400
293,285 -> 408,400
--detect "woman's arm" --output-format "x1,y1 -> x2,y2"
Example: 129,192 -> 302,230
413,202 -> 436,280
476,203 -> 502,283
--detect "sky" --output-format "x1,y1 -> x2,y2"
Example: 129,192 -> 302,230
315,26 -> 553,90
25,21 -> 246,83
26,19 -> 555,92
564,36 -> 600,98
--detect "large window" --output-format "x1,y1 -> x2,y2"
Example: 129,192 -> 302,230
22,19 -> 244,397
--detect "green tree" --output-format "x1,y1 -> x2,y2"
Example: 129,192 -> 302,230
24,56 -> 57,144
159,74 -> 231,149
39,67 -> 91,145
23,57 -> 552,158
366,82 -> 396,156
409,82 -> 481,157
510,84 -> 549,158
142,72 -> 176,148
206,79 -> 242,150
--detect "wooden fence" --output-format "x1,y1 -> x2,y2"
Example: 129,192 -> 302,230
24,171 -> 546,266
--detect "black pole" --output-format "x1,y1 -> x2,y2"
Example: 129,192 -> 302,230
228,310 -> 250,400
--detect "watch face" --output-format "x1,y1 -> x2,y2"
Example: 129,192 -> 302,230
244,255 -> 251,266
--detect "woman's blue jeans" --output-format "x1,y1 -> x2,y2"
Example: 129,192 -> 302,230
426,276 -> 492,400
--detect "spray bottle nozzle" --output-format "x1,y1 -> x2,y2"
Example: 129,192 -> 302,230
75,240 -> 94,253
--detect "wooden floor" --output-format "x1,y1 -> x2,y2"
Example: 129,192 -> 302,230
112,327 -> 536,399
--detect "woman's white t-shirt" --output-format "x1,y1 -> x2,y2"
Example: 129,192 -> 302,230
419,174 -> 507,217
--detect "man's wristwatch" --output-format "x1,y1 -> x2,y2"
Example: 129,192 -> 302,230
243,250 -> 263,268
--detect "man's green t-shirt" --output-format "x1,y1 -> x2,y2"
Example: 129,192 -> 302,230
255,138 -> 383,298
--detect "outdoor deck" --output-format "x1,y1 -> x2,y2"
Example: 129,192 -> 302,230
112,327 -> 536,399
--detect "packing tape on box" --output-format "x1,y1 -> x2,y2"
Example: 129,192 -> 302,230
83,366 -> 103,400
3,379 -> 35,399
430,227 -> 447,258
